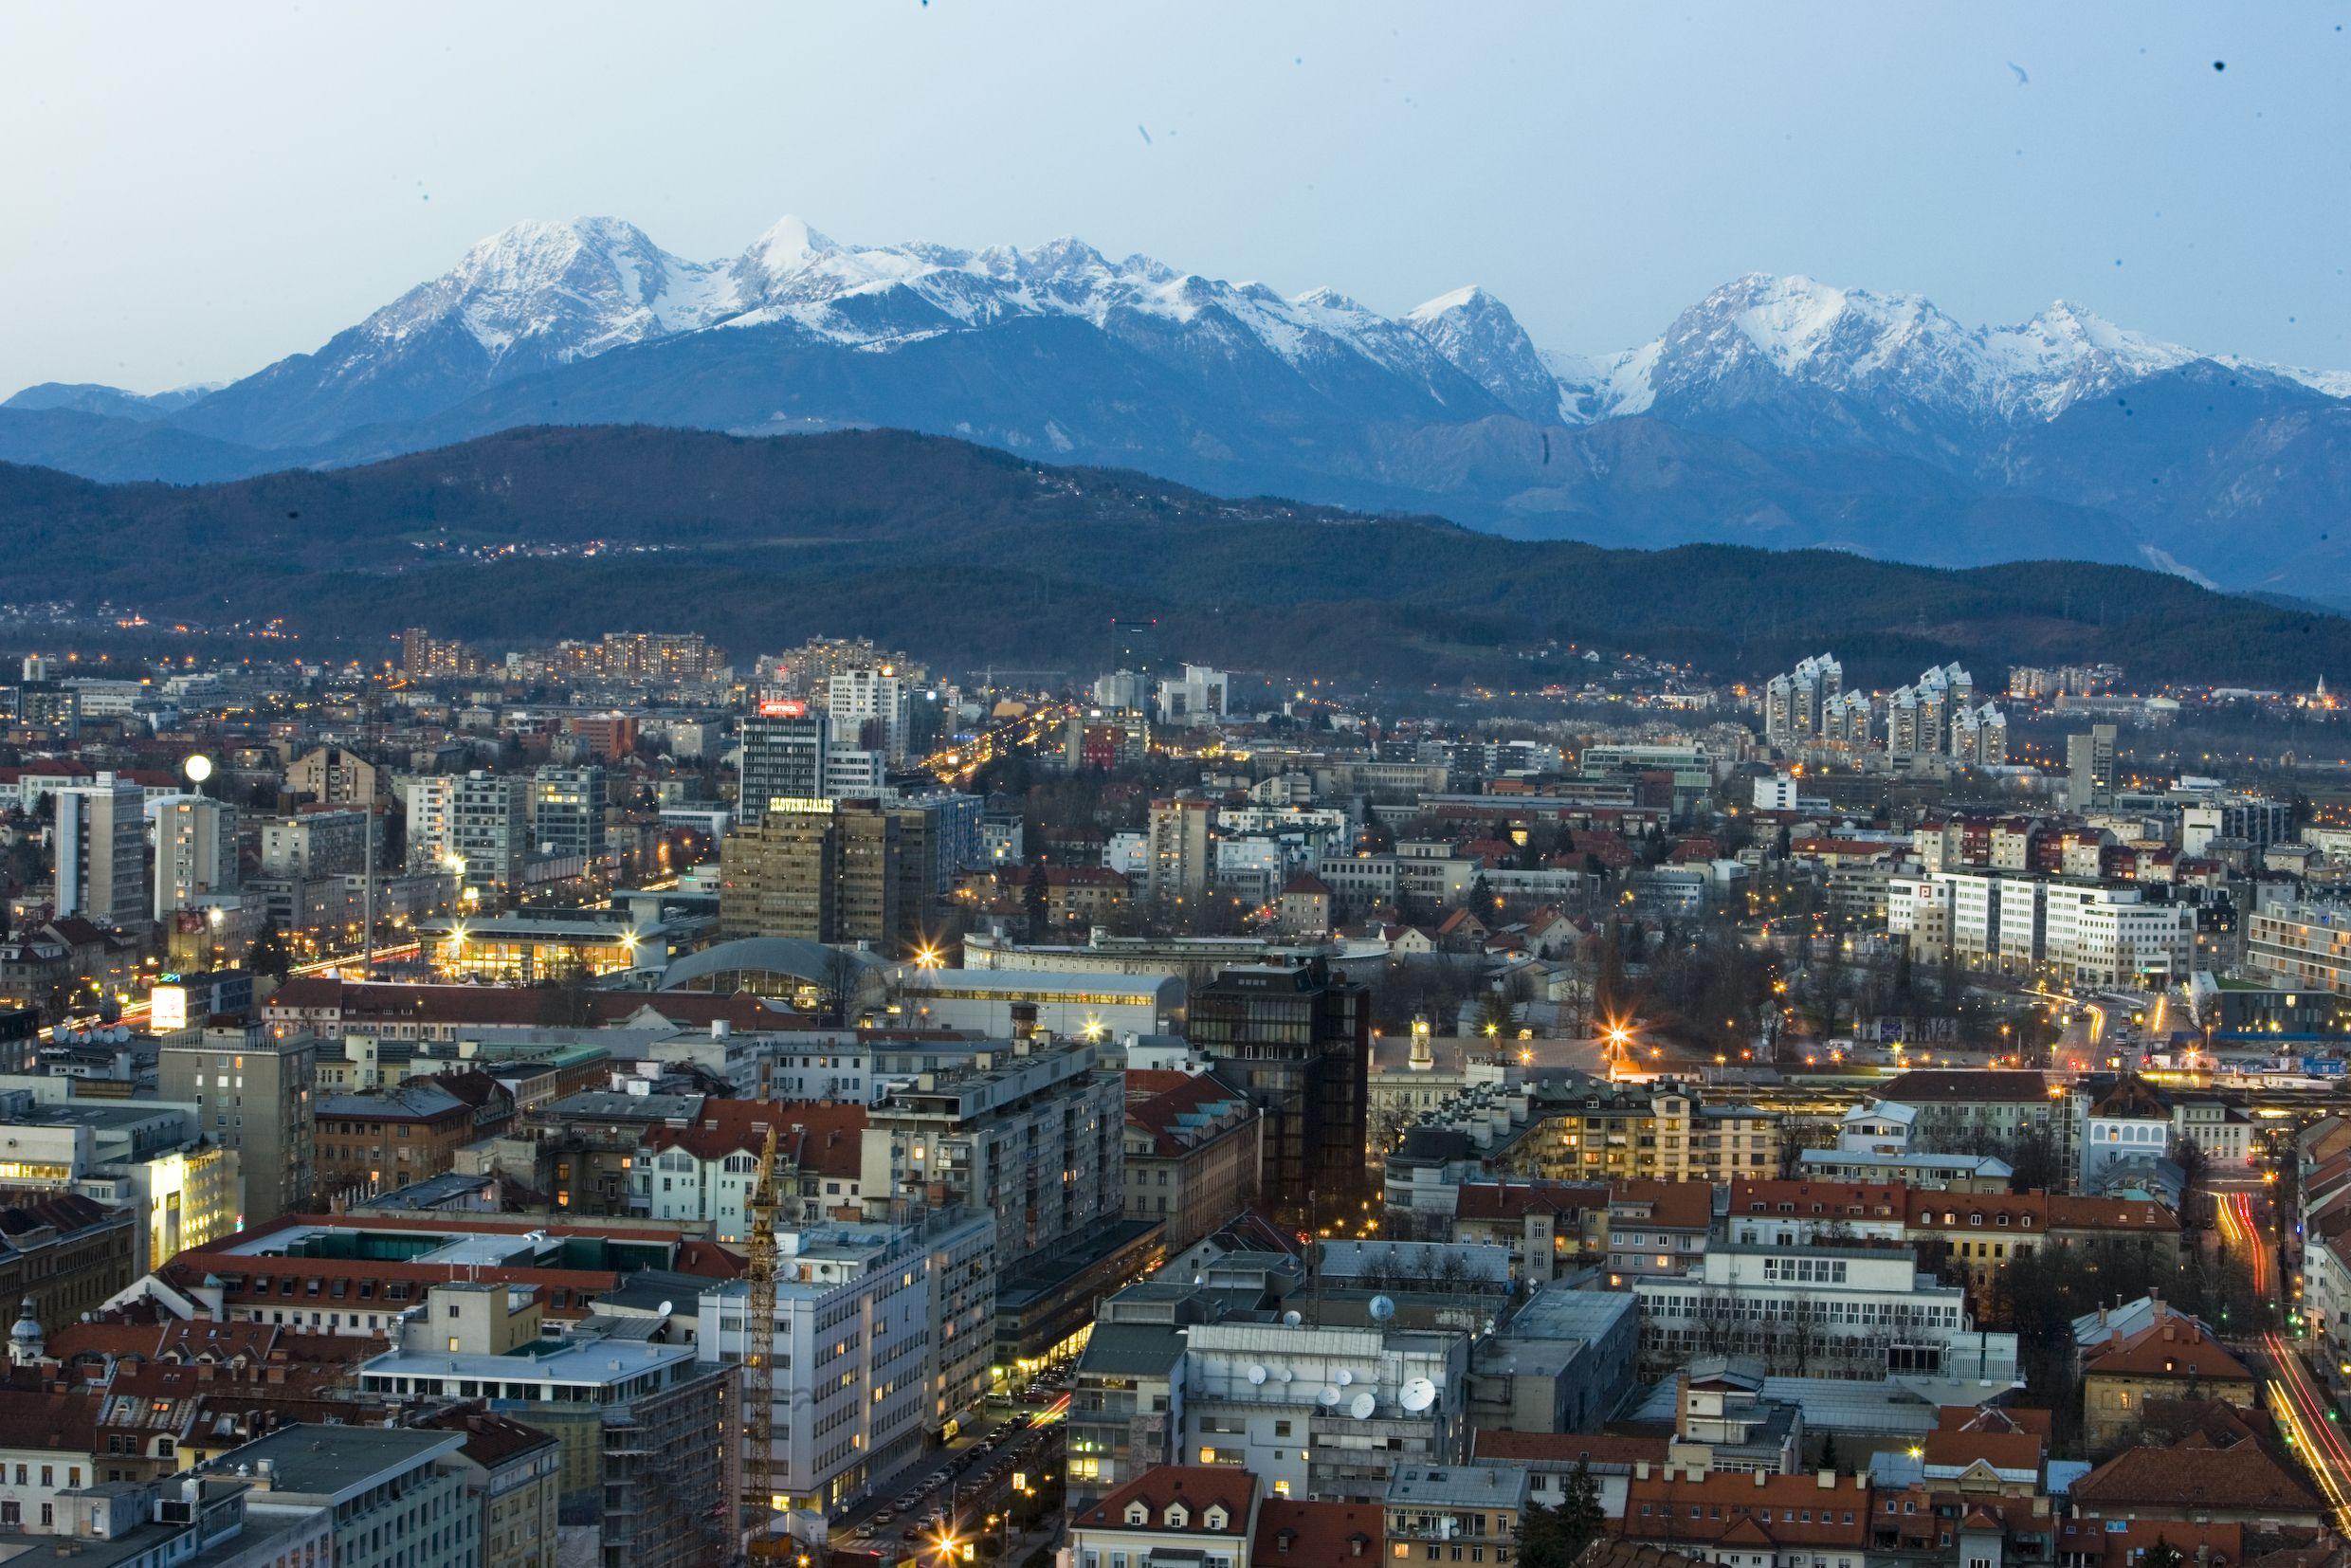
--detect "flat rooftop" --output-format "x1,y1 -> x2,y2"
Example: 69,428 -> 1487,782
361,1336 -> 693,1391
1386,1463 -> 1529,1508
201,1424 -> 463,1502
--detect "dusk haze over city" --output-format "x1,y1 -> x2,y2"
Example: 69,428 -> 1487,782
5,7 -> 2351,1568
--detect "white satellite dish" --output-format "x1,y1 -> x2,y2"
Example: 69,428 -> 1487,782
1281,1310 -> 1303,1326
1275,1365 -> 1295,1382
1247,1364 -> 1267,1386
657,1301 -> 674,1318
1318,1385 -> 1343,1407
1335,1369 -> 1353,1386
1400,1377 -> 1437,1413
1368,1295 -> 1396,1323
1349,1391 -> 1376,1420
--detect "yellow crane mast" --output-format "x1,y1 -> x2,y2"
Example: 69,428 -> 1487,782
746,1126 -> 793,1560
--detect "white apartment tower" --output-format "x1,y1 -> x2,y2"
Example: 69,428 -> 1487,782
152,794 -> 239,920
449,771 -> 529,899
828,668 -> 912,764
56,772 -> 149,927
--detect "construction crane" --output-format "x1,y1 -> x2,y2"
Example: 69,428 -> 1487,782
745,1126 -> 793,1561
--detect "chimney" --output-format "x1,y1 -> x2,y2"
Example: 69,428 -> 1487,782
1634,1462 -> 1650,1481
1753,1471 -> 1767,1487
1011,1002 -> 1039,1042
1815,1470 -> 1835,1488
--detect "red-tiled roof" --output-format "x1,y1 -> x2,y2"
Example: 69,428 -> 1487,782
2074,1439 -> 2321,1512
2083,1314 -> 2254,1385
1472,1431 -> 1669,1468
2046,1194 -> 2178,1232
417,1406 -> 559,1466
1075,1466 -> 1258,1534
1903,1191 -> 2048,1231
0,1189 -> 124,1240
0,1386 -> 100,1452
1251,1499 -> 1379,1567
1125,1071 -> 1251,1158
674,1240 -> 748,1279
2053,1518 -> 2243,1568
1608,1178 -> 1712,1231
1619,1470 -> 1870,1550
1733,1178 -> 1907,1219
640,1098 -> 867,1176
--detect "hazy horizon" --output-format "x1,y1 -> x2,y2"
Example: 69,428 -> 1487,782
3,1 -> 2345,395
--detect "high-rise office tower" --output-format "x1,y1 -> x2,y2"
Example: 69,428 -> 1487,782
531,765 -> 608,861
718,801 -> 920,952
738,705 -> 831,825
1188,959 -> 1370,1225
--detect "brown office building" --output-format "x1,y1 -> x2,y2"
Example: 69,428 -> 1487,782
718,800 -> 924,954
1187,960 -> 1372,1227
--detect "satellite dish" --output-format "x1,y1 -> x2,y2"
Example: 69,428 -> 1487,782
1247,1364 -> 1267,1386
1281,1310 -> 1303,1326
657,1301 -> 674,1318
1400,1377 -> 1437,1413
1275,1365 -> 1295,1382
1335,1369 -> 1353,1386
1368,1295 -> 1396,1323
1318,1385 -> 1343,1407
1349,1391 -> 1377,1420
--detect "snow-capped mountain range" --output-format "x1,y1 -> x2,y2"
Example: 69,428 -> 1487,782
6,214 -> 2351,598
163,213 -> 2351,426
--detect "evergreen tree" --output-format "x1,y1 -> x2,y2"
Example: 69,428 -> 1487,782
1024,861 -> 1050,942
1554,1461 -> 1604,1560
248,918 -> 292,983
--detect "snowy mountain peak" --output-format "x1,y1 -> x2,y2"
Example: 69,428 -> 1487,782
741,215 -> 839,277
1404,285 -> 1561,421
1593,270 -> 2245,426
359,215 -> 737,366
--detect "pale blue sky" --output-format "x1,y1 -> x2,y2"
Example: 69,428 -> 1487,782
3,1 -> 2344,394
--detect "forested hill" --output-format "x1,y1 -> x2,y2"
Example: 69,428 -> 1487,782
1,424 -> 2342,687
